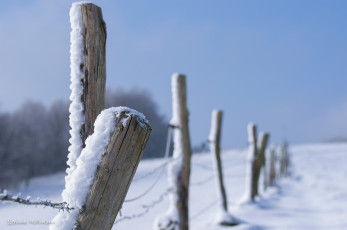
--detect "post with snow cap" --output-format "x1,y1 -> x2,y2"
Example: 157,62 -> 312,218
51,3 -> 152,230
155,73 -> 192,230
253,132 -> 269,197
241,123 -> 258,203
241,124 -> 270,203
258,132 -> 270,192
208,110 -> 239,226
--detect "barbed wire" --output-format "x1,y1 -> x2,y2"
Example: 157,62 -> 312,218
191,175 -> 215,186
132,159 -> 172,182
124,166 -> 165,203
124,125 -> 175,202
0,190 -> 73,212
131,125 -> 174,183
114,187 -> 173,225
190,198 -> 219,221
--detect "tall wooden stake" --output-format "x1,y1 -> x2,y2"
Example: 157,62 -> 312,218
254,132 -> 269,196
155,74 -> 192,230
249,124 -> 258,201
80,3 -> 106,147
208,110 -> 239,226
209,110 -> 228,211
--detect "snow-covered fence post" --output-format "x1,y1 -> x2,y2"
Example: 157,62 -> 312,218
257,132 -> 269,192
241,123 -> 257,203
76,110 -> 151,230
51,3 -> 152,230
268,145 -> 276,186
155,73 -> 192,230
241,124 -> 269,203
208,110 -> 238,226
52,109 -> 151,230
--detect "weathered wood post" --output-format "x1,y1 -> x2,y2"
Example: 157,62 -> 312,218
155,73 -> 192,230
268,145 -> 276,186
79,3 -> 107,148
208,110 -> 238,226
76,110 -> 151,230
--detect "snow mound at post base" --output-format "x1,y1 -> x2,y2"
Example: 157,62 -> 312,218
214,209 -> 241,226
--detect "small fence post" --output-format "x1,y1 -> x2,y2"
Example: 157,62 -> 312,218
268,145 -> 276,186
208,110 -> 238,226
256,132 -> 269,194
155,74 -> 192,230
280,141 -> 289,177
241,123 -> 257,203
241,124 -> 270,203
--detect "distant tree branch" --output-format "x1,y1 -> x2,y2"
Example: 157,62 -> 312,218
0,190 -> 74,212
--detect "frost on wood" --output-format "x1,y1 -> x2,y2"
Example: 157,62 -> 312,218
66,1 -> 86,186
51,107 -> 148,230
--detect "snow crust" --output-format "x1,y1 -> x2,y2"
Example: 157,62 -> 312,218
208,110 -> 219,143
65,1 -> 84,187
51,107 -> 147,230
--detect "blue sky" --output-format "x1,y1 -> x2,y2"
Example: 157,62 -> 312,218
1,0 -> 347,148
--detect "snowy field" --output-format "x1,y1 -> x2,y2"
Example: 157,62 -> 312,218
1,143 -> 347,230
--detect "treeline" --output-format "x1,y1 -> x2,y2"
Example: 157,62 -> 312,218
0,88 -> 168,188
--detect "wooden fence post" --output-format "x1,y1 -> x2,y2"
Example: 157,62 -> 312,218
249,124 -> 259,201
269,146 -> 276,186
80,3 -> 106,147
242,124 -> 270,203
240,123 -> 257,203
53,3 -> 152,230
208,110 -> 238,226
76,110 -> 151,230
280,141 -> 289,177
155,73 -> 192,230
256,132 -> 269,193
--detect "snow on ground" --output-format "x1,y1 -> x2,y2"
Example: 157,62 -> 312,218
1,143 -> 347,230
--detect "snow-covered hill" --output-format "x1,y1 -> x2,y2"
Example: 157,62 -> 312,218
1,143 -> 347,230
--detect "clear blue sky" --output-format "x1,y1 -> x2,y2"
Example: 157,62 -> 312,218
1,0 -> 347,148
